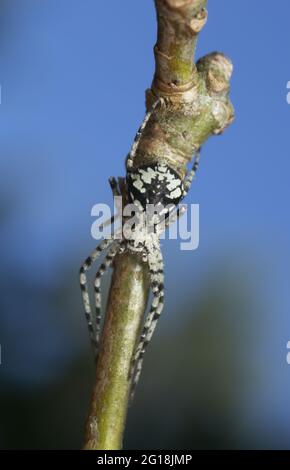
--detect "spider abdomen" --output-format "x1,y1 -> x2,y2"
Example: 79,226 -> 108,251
127,163 -> 184,210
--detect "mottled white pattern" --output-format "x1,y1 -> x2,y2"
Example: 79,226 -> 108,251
167,178 -> 181,191
168,187 -> 182,199
133,178 -> 146,193
139,167 -> 156,184
157,164 -> 167,173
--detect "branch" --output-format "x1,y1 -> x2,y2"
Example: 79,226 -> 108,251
83,0 -> 234,450
84,252 -> 149,450
154,0 -> 208,88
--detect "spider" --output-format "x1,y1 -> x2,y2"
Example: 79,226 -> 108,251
79,97 -> 200,397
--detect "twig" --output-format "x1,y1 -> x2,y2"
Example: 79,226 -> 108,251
83,0 -> 234,450
84,252 -> 149,450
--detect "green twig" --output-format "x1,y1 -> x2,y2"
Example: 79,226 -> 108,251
84,252 -> 149,450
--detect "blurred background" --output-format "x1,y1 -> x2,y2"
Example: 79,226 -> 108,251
0,0 -> 290,450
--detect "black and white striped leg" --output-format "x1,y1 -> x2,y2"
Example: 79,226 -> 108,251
100,215 -> 118,230
182,149 -> 201,198
109,177 -> 121,197
126,98 -> 162,172
162,205 -> 187,231
94,242 -> 122,355
129,250 -> 165,399
79,239 -> 114,356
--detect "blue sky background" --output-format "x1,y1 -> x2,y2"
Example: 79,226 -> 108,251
0,0 -> 290,449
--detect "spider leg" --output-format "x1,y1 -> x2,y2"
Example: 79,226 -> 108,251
129,248 -> 165,399
126,98 -> 162,172
109,177 -> 121,197
106,177 -> 124,238
182,149 -> 201,198
158,205 -> 187,233
94,242 -> 124,357
79,239 -> 114,355
100,215 -> 117,229
165,205 -> 187,227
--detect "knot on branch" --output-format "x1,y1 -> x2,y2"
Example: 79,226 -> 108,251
164,0 -> 207,17
163,0 -> 208,34
134,49 -> 234,177
189,7 -> 207,34
197,52 -> 233,95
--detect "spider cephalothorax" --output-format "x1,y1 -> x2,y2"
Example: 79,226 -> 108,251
80,98 -> 200,398
127,162 -> 184,210
125,161 -> 185,264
